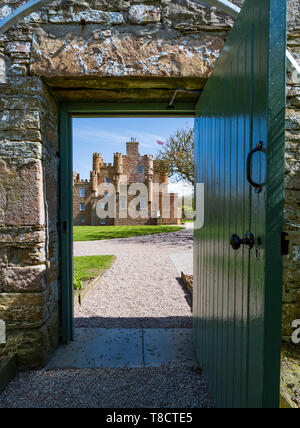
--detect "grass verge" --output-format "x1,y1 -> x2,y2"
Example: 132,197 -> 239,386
73,255 -> 115,287
73,225 -> 184,242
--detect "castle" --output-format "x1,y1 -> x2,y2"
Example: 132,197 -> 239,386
73,138 -> 181,226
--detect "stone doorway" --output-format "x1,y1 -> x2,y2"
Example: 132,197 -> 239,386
0,0 -> 298,377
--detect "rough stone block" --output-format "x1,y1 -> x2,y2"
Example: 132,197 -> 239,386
1,265 -> 47,293
0,141 -> 42,162
0,226 -> 45,245
0,160 -> 45,226
0,4 -> 11,20
282,304 -> 300,338
0,283 -> 58,330
129,5 -> 161,24
0,292 -> 46,329
48,9 -> 124,25
286,109 -> 300,130
30,34 -> 223,77
5,42 -> 31,55
4,308 -> 59,368
0,110 -> 40,131
0,242 -> 46,266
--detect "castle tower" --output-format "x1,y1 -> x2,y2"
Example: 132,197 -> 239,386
114,153 -> 123,174
126,137 -> 139,157
113,153 -> 123,193
146,154 -> 154,175
93,153 -> 102,173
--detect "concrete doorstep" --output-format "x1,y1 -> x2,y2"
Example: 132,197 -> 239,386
47,328 -> 196,370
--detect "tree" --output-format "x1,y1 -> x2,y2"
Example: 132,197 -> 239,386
154,127 -> 194,185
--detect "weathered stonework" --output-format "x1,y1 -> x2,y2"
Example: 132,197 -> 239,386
0,0 -> 298,368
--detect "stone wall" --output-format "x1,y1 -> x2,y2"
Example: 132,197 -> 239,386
283,1 -> 300,344
0,0 -> 298,367
0,76 -> 60,368
73,181 -> 92,226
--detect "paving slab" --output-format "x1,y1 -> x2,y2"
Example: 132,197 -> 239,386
169,252 -> 193,276
47,328 -> 143,369
47,328 -> 195,369
144,328 -> 196,367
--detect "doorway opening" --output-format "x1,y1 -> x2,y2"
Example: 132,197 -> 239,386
48,104 -> 213,407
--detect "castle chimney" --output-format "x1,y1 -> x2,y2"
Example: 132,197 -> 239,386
126,138 -> 139,157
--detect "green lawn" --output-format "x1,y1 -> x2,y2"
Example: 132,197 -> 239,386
73,255 -> 115,282
73,225 -> 184,242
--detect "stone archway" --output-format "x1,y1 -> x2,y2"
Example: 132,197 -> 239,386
0,0 -> 299,369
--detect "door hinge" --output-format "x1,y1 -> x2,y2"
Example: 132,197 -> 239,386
281,232 -> 289,256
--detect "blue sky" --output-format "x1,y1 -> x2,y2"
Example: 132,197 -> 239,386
72,117 -> 194,194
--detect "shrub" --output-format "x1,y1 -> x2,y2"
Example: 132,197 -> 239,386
74,274 -> 84,291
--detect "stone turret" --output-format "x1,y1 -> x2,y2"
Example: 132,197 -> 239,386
114,152 -> 123,174
147,154 -> 154,174
93,153 -> 102,173
73,172 -> 80,185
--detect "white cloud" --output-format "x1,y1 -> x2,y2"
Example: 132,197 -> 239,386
73,126 -> 164,151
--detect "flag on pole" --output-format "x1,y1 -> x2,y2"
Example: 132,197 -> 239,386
156,140 -> 164,145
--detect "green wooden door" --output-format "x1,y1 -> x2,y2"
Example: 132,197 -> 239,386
193,0 -> 287,408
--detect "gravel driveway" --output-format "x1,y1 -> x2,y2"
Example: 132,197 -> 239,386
0,367 -> 211,408
0,225 -> 213,408
74,226 -> 194,329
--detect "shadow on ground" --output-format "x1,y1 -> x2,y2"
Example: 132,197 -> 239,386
75,315 -> 192,329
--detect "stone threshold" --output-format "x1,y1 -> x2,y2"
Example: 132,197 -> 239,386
46,328 -> 196,370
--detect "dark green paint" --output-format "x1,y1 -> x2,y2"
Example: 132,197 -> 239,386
60,106 -> 74,343
194,0 -> 286,408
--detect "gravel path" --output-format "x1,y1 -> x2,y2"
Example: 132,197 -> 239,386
0,225 -> 210,409
74,226 -> 194,329
0,367 -> 211,408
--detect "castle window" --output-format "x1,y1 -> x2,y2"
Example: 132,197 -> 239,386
80,203 -> 86,211
138,165 -> 143,173
80,188 -> 86,198
105,191 -> 109,198
140,197 -> 146,210
120,196 -> 126,210
100,219 -> 106,225
80,216 -> 86,224
105,177 -> 110,185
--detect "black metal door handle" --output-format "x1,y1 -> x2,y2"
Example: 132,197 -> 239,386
247,141 -> 264,193
230,233 -> 255,250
